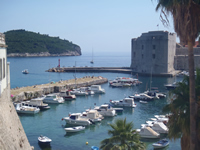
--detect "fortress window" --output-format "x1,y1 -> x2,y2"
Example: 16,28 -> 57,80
134,52 -> 136,57
142,54 -> 144,59
142,45 -> 144,50
153,45 -> 156,49
152,54 -> 156,59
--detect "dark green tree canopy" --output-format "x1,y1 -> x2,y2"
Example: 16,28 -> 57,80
4,29 -> 81,55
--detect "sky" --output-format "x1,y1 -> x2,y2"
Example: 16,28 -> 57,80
1,0 -> 176,54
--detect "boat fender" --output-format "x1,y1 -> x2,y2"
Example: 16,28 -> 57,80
61,118 -> 64,121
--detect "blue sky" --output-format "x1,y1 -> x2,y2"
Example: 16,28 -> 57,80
1,0 -> 175,54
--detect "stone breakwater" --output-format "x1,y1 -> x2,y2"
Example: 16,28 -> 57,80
11,76 -> 108,102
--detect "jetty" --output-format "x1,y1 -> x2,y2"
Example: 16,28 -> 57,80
47,67 -> 132,74
47,67 -> 179,77
11,76 -> 108,102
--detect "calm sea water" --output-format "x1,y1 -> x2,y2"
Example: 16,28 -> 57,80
8,51 -> 181,150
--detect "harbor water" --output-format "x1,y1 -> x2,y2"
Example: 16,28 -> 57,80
8,51 -> 181,150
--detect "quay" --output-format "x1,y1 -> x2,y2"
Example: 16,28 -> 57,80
11,76 -> 108,102
47,67 -> 180,77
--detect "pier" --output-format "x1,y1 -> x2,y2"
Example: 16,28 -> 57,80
47,67 -> 132,74
47,67 -> 179,77
11,76 -> 108,102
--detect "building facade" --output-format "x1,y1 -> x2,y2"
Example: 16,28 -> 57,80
130,31 -> 176,75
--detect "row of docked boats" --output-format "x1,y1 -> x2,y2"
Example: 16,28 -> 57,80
109,77 -> 142,87
70,85 -> 105,96
13,85 -> 105,114
136,114 -> 170,149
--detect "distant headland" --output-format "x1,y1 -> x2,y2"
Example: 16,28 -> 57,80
4,29 -> 82,57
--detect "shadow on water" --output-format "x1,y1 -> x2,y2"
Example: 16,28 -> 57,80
38,142 -> 52,150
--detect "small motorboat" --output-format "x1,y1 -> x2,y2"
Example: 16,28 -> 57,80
22,69 -> 29,74
91,146 -> 99,150
152,139 -> 169,149
38,135 -> 52,145
139,100 -> 148,104
64,126 -> 85,133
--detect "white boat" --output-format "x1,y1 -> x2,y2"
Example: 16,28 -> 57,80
14,102 -> 40,114
129,93 -> 154,101
90,85 -> 105,94
22,69 -> 29,74
109,77 -> 141,86
151,122 -> 168,134
154,115 -> 169,124
64,126 -> 85,133
82,109 -> 104,122
136,126 -> 160,138
26,97 -> 50,110
63,113 -> 92,126
43,93 -> 64,104
79,87 -> 95,95
152,139 -> 169,149
139,100 -> 148,104
70,89 -> 88,96
164,82 -> 178,90
110,97 -> 136,108
38,135 -> 52,145
59,90 -> 76,100
94,104 -> 116,117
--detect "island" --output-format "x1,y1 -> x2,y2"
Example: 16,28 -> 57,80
4,29 -> 81,57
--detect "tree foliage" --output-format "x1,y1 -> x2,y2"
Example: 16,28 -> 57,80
4,29 -> 81,54
100,118 -> 145,150
163,69 -> 200,150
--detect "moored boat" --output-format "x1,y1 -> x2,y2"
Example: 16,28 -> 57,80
91,146 -> 99,150
38,135 -> 52,145
136,126 -> 160,139
152,139 -> 169,149
43,93 -> 64,104
62,113 -> 93,126
14,102 -> 40,114
94,104 -> 116,117
64,126 -> 85,133
26,97 -> 50,110
110,97 -> 136,108
59,90 -> 76,100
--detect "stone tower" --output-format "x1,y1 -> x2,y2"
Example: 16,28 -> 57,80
0,33 -> 33,150
130,31 -> 176,75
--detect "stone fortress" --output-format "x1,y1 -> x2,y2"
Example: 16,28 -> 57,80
0,33 -> 32,150
130,31 -> 200,76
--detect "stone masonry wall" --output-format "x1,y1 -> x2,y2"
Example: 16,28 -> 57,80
0,84 -> 33,150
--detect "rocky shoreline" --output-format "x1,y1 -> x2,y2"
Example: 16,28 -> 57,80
7,51 -> 81,57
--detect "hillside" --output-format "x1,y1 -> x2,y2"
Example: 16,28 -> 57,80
4,29 -> 81,57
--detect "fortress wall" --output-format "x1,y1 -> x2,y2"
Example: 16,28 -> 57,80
175,47 -> 200,70
0,85 -> 33,150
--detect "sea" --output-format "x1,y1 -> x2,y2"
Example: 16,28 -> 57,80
8,51 -> 182,150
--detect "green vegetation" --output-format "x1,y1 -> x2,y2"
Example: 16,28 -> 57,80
100,118 -> 145,150
163,69 -> 200,150
4,29 -> 81,54
155,1 -> 200,149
